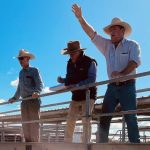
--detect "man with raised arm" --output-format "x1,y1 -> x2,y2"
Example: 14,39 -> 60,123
8,49 -> 43,142
72,4 -> 141,143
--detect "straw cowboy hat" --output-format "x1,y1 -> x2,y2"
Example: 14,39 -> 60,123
61,41 -> 86,55
103,17 -> 132,37
17,49 -> 35,59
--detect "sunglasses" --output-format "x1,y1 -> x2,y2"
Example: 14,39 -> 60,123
18,57 -> 25,60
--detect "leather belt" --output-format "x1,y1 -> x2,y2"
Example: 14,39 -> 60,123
110,79 -> 135,86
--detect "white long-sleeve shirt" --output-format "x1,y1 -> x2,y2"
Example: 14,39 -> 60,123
92,33 -> 141,79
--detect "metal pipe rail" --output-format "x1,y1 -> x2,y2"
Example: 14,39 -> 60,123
0,88 -> 149,115
95,108 -> 150,118
0,71 -> 149,106
0,101 -> 71,115
1,108 -> 150,125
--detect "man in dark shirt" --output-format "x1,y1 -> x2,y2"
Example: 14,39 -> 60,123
57,41 -> 97,143
8,49 -> 43,142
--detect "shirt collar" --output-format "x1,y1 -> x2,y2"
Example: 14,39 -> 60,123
22,66 -> 31,71
112,38 -> 126,48
121,38 -> 126,45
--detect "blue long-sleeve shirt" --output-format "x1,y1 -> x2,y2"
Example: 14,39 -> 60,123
13,66 -> 43,100
77,61 -> 97,87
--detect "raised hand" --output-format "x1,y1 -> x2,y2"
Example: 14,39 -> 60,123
72,4 -> 82,19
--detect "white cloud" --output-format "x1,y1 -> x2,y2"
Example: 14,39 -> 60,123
10,78 -> 19,87
0,99 -> 5,103
41,86 -> 52,94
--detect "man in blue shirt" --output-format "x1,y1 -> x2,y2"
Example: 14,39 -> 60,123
8,49 -> 43,142
58,41 -> 97,143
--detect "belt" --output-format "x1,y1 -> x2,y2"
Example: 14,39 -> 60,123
110,79 -> 135,86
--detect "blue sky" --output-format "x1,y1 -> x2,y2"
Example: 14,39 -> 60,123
0,0 -> 150,113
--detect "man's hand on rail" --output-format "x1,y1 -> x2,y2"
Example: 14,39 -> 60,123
111,71 -> 122,78
8,98 -> 16,103
32,92 -> 40,98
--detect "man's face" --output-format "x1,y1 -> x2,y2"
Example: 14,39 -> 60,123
18,56 -> 30,68
109,25 -> 125,44
69,51 -> 81,62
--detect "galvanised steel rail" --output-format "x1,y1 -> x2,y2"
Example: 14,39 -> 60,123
0,71 -> 149,106
0,87 -> 149,115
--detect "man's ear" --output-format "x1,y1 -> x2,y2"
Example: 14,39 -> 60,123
122,27 -> 125,34
26,57 -> 30,61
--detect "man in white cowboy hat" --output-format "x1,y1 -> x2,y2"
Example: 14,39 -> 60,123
57,40 -> 97,143
8,49 -> 43,142
72,4 -> 141,143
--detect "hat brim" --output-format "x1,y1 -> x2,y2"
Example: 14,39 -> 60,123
61,48 -> 86,55
103,22 -> 132,37
17,54 -> 35,60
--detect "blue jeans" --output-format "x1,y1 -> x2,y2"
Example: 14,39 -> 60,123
99,82 -> 140,143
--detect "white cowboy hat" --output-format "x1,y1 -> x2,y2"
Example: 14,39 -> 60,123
103,17 -> 132,37
17,49 -> 35,59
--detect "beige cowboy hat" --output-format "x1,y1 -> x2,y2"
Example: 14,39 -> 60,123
61,41 -> 86,55
103,17 -> 132,37
17,49 -> 35,59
